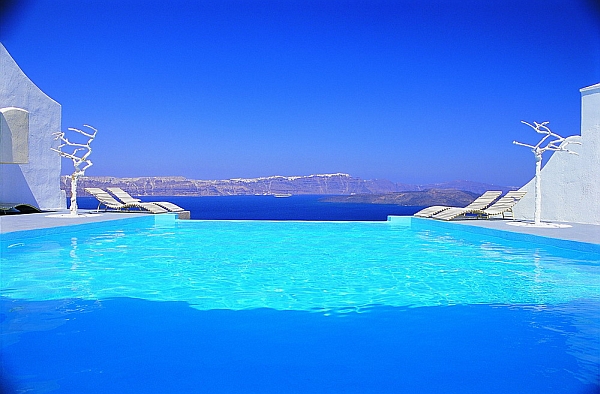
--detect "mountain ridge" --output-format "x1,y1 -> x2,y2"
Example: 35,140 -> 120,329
63,173 -> 517,198
319,189 -> 481,206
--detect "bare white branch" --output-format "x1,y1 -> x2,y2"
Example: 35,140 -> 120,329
512,140 -> 535,149
51,124 -> 97,215
516,120 -> 579,156
514,120 -> 580,224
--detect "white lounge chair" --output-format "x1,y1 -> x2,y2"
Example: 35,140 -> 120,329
413,191 -> 502,218
107,187 -> 185,212
476,191 -> 528,219
432,190 -> 527,221
85,188 -> 168,214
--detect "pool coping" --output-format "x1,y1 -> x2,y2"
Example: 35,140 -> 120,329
391,216 -> 600,253
2,210 -> 599,250
0,210 -> 157,234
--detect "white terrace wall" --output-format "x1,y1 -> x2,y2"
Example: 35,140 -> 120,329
0,43 -> 66,210
513,83 -> 600,225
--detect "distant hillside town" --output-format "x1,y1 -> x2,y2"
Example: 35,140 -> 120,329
62,173 -> 515,204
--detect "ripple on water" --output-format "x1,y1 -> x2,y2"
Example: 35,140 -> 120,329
1,220 -> 599,311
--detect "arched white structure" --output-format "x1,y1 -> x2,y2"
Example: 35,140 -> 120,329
513,83 -> 600,225
1,107 -> 29,164
0,44 -> 66,210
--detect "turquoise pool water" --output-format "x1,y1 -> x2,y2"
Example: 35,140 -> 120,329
1,216 -> 599,393
2,216 -> 598,311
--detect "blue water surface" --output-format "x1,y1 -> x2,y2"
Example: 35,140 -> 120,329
74,195 -> 424,220
1,200 -> 599,393
2,297 -> 598,394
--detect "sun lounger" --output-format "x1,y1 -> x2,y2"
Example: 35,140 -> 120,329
413,205 -> 454,218
432,190 -> 527,221
0,202 -> 42,214
85,188 -> 168,214
107,187 -> 185,212
413,191 -> 502,218
475,190 -> 528,219
151,201 -> 185,212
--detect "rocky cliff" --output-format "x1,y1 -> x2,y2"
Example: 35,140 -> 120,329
64,173 -> 411,197
63,173 -> 514,197
319,189 -> 480,206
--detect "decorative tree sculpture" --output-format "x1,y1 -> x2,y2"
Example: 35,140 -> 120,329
513,121 -> 579,225
51,125 -> 98,216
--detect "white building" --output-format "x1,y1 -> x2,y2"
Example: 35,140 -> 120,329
0,43 -> 66,210
513,83 -> 600,225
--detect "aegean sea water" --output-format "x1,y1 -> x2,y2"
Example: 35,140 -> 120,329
76,195 -> 424,220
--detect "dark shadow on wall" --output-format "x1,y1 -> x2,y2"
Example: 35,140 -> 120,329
0,164 -> 37,207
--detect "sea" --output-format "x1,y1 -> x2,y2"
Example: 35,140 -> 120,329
75,195 -> 424,221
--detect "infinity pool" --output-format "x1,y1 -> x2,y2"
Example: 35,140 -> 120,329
1,216 -> 599,393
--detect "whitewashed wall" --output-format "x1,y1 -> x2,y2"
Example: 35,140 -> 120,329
513,83 -> 600,225
0,43 -> 66,210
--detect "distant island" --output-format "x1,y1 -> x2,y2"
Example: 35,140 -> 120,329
319,189 -> 480,206
63,173 -> 516,206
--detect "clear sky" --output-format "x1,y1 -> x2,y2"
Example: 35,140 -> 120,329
1,0 -> 599,187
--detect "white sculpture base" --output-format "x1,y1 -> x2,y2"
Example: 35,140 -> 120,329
506,221 -> 572,229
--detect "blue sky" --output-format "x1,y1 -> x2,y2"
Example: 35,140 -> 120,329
2,0 -> 599,187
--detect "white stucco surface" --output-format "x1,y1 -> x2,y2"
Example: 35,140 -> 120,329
0,107 -> 29,164
513,83 -> 600,225
0,43 -> 66,210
